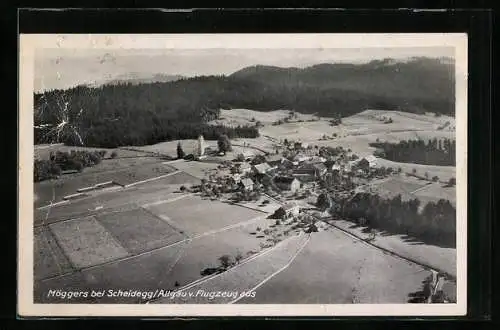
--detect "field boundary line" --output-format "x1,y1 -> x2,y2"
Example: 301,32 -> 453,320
40,215 -> 266,283
145,233 -> 304,304
410,183 -> 436,194
141,193 -> 193,208
230,233 -> 311,304
124,170 -> 181,188
316,216 -> 456,279
37,200 -> 69,210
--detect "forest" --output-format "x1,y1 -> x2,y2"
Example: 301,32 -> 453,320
34,58 -> 455,148
335,192 -> 456,247
370,138 -> 456,166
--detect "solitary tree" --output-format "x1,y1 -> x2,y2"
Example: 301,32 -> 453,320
217,134 -> 232,153
218,255 -> 233,269
177,141 -> 185,159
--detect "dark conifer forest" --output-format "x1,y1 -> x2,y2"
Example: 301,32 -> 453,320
370,138 -> 456,166
34,58 -> 455,148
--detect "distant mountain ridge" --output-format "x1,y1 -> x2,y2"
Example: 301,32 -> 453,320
35,56 -> 456,148
230,57 -> 455,106
88,73 -> 185,87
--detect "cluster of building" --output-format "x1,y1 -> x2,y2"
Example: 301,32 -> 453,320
226,144 -> 379,195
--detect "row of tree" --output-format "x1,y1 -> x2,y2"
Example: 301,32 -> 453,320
370,138 -> 456,166
34,150 -> 107,182
334,192 -> 456,247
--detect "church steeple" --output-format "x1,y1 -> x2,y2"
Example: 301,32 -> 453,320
197,134 -> 205,156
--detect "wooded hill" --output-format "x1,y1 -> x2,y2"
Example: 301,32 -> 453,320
34,57 -> 455,148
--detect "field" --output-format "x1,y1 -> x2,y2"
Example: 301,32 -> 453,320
95,208 -> 185,254
367,176 -> 456,208
144,195 -> 265,237
34,144 -> 150,160
237,230 -> 432,304
216,108 -> 457,201
155,234 -> 310,304
49,216 -> 130,269
35,158 -> 177,208
209,109 -> 318,127
35,214 -> 275,303
330,220 -> 457,276
169,160 -> 220,179
32,108 -> 457,305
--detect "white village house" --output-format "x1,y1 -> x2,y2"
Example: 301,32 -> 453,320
239,178 -> 254,191
274,176 -> 301,193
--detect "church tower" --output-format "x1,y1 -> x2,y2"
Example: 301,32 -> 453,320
197,134 -> 206,156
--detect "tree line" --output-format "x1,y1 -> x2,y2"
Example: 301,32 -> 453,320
370,138 -> 456,166
334,192 -> 456,247
34,150 -> 107,182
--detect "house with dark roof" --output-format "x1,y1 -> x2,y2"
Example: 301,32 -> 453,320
312,163 -> 327,177
274,176 -> 301,193
234,162 -> 252,174
266,154 -> 284,167
252,162 -> 272,175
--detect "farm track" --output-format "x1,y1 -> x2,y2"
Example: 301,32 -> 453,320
145,232 -> 307,304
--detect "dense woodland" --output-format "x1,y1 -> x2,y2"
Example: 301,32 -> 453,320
335,192 -> 456,247
34,58 -> 455,148
370,138 -> 456,166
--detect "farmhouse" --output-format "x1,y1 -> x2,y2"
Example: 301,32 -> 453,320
310,156 -> 327,164
356,158 -> 370,171
252,162 -> 272,175
274,176 -> 301,193
266,154 -> 284,167
271,202 -> 301,220
293,153 -> 311,163
280,158 -> 295,169
312,163 -> 328,178
331,164 -> 341,173
283,202 -> 300,217
365,155 -> 378,168
229,174 -> 241,185
234,162 -> 252,174
239,178 -> 254,191
238,150 -> 255,162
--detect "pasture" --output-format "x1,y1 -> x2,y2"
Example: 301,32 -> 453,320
34,226 -> 74,280
237,230 -> 432,304
95,208 -> 185,254
35,216 -> 272,303
367,176 -> 456,207
35,160 -> 177,208
143,195 -> 265,237
209,109 -> 317,127
330,220 -> 457,277
155,233 -> 310,304
48,216 -> 130,269
35,173 -> 200,226
170,160 -> 220,179
34,144 -> 150,160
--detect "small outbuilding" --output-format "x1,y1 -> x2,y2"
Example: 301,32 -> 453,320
239,178 -> 254,191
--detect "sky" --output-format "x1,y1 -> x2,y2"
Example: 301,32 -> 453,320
34,47 -> 454,92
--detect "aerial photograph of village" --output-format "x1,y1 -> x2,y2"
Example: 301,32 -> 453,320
32,43 -> 458,305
